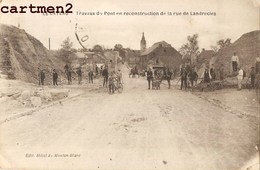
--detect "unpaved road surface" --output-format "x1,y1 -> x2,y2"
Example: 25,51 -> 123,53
0,65 -> 259,170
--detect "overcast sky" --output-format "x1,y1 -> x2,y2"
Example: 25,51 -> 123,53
0,0 -> 259,50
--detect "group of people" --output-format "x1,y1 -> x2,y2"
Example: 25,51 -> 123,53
107,69 -> 123,94
146,67 -> 173,90
38,68 -> 59,86
200,53 -> 260,90
145,52 -> 260,91
38,64 -> 98,86
230,53 -> 260,90
180,65 -> 198,90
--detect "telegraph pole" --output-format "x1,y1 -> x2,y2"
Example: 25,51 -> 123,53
48,38 -> 51,50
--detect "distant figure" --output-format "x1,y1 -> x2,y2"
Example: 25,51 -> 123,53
256,55 -> 260,74
250,67 -> 256,88
201,67 -> 211,83
53,69 -> 58,86
231,52 -> 239,72
180,65 -> 187,90
165,68 -> 172,89
210,64 -> 216,81
95,64 -> 99,75
64,64 -> 72,85
237,66 -> 244,90
220,64 -> 224,80
88,70 -> 94,84
76,67 -> 82,85
100,65 -> 103,75
189,69 -> 198,86
147,68 -> 153,89
102,67 -> 109,87
117,69 -> 123,84
108,74 -> 115,94
38,69 -> 45,86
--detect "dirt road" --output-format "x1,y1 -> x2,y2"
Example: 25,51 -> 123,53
0,65 -> 259,170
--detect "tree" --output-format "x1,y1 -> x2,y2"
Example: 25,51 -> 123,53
179,34 -> 200,64
217,38 -> 231,49
61,37 -> 73,51
92,44 -> 104,53
59,37 -> 74,63
210,38 -> 231,52
114,44 -> 123,51
210,45 -> 219,53
114,44 -> 126,59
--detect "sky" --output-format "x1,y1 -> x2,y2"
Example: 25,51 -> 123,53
0,0 -> 259,51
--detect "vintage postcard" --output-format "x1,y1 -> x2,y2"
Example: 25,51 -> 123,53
0,0 -> 259,169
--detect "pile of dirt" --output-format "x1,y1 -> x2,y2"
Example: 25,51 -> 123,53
0,24 -> 67,84
214,30 -> 260,75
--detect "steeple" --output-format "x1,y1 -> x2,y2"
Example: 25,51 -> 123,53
140,32 -> 146,52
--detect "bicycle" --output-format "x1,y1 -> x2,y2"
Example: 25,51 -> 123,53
108,78 -> 123,94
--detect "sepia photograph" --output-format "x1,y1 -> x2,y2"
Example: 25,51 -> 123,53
0,0 -> 259,169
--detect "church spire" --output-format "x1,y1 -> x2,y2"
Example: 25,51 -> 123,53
140,32 -> 146,52
142,32 -> 145,40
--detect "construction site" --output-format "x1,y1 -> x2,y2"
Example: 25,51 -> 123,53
0,0 -> 259,168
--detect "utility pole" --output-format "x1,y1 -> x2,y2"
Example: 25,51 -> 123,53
48,38 -> 51,50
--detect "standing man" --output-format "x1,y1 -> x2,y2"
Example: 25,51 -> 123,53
231,52 -> 239,72
64,64 -> 72,85
76,67 -> 82,85
250,66 -> 256,88
39,69 -> 45,86
180,65 -> 187,90
53,69 -> 58,86
88,69 -> 94,84
102,66 -> 109,87
117,69 -> 123,84
237,66 -> 244,90
95,64 -> 99,75
201,67 -> 211,83
189,68 -> 198,87
165,68 -> 172,89
147,68 -> 153,89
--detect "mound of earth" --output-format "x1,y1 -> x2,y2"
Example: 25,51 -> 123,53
214,30 -> 260,75
0,24 -> 67,84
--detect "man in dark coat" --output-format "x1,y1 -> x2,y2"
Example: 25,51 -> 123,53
53,69 -> 58,86
165,68 -> 172,89
250,67 -> 256,88
102,67 -> 109,87
76,67 -> 82,85
201,68 -> 211,83
88,70 -> 94,84
39,69 -> 45,86
64,64 -> 72,85
147,68 -> 153,89
180,66 -> 187,90
189,69 -> 198,87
